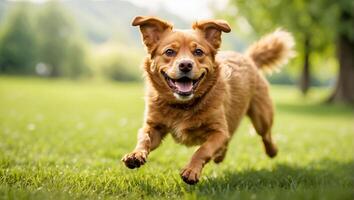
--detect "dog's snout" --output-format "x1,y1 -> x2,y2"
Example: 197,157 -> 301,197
178,61 -> 193,73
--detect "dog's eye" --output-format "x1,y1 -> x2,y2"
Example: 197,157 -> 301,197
165,49 -> 176,57
194,48 -> 204,57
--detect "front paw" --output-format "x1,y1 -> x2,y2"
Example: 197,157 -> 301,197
180,166 -> 201,185
121,151 -> 147,169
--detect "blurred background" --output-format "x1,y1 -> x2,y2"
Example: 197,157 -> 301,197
0,0 -> 353,104
0,1 -> 353,198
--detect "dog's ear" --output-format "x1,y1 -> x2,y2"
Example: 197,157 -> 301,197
192,19 -> 231,49
132,16 -> 173,53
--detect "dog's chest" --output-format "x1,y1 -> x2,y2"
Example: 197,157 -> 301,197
169,122 -> 209,146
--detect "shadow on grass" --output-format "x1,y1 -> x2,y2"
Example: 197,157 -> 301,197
133,159 -> 353,199
276,102 -> 353,117
1,159 -> 353,199
184,159 -> 353,199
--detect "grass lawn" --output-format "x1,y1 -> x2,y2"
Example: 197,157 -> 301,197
0,76 -> 353,199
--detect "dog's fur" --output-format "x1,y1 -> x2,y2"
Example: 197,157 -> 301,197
122,16 -> 295,185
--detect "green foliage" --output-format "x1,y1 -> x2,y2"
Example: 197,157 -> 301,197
226,0 -> 354,81
101,56 -> 141,82
63,41 -> 90,79
36,1 -> 89,78
0,77 -> 353,199
267,72 -> 330,87
228,0 -> 353,48
0,1 -> 90,78
0,3 -> 37,74
91,44 -> 143,82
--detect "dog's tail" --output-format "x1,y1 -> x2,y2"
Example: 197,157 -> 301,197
246,29 -> 295,73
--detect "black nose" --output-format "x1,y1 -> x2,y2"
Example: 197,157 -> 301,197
178,61 -> 193,73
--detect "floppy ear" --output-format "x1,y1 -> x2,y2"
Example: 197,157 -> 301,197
132,16 -> 173,53
192,19 -> 231,49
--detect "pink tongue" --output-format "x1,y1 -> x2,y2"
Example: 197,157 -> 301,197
175,81 -> 193,92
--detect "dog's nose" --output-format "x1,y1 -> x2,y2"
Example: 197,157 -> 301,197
178,61 -> 193,73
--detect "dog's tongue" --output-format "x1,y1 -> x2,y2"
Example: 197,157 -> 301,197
175,81 -> 193,92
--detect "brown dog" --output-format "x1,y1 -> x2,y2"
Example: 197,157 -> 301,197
122,16 -> 295,185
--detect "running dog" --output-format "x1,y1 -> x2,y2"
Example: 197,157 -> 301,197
122,16 -> 295,185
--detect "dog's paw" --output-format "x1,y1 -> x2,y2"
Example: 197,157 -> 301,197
121,151 -> 147,169
180,166 -> 201,185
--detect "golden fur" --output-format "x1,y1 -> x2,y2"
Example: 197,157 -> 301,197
122,16 -> 295,185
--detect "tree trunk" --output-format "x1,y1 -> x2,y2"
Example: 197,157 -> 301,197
49,64 -> 60,77
327,11 -> 354,105
327,34 -> 354,104
300,36 -> 311,95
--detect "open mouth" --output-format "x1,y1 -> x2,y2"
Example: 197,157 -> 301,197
162,71 -> 205,97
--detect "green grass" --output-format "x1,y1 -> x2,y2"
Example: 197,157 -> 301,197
0,76 -> 353,200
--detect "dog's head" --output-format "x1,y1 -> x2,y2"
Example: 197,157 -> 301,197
133,16 -> 230,102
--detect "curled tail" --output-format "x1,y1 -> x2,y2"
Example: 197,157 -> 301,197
246,29 -> 295,73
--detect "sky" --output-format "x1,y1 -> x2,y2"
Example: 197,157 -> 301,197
126,0 -> 228,21
10,0 -> 229,22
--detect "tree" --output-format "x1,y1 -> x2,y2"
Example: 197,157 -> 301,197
36,1 -> 88,78
327,3 -> 354,104
0,3 -> 37,74
228,0 -> 354,104
63,40 -> 89,79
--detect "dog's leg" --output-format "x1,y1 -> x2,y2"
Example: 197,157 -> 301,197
180,132 -> 229,184
213,146 -> 227,164
247,85 -> 278,158
122,124 -> 166,169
